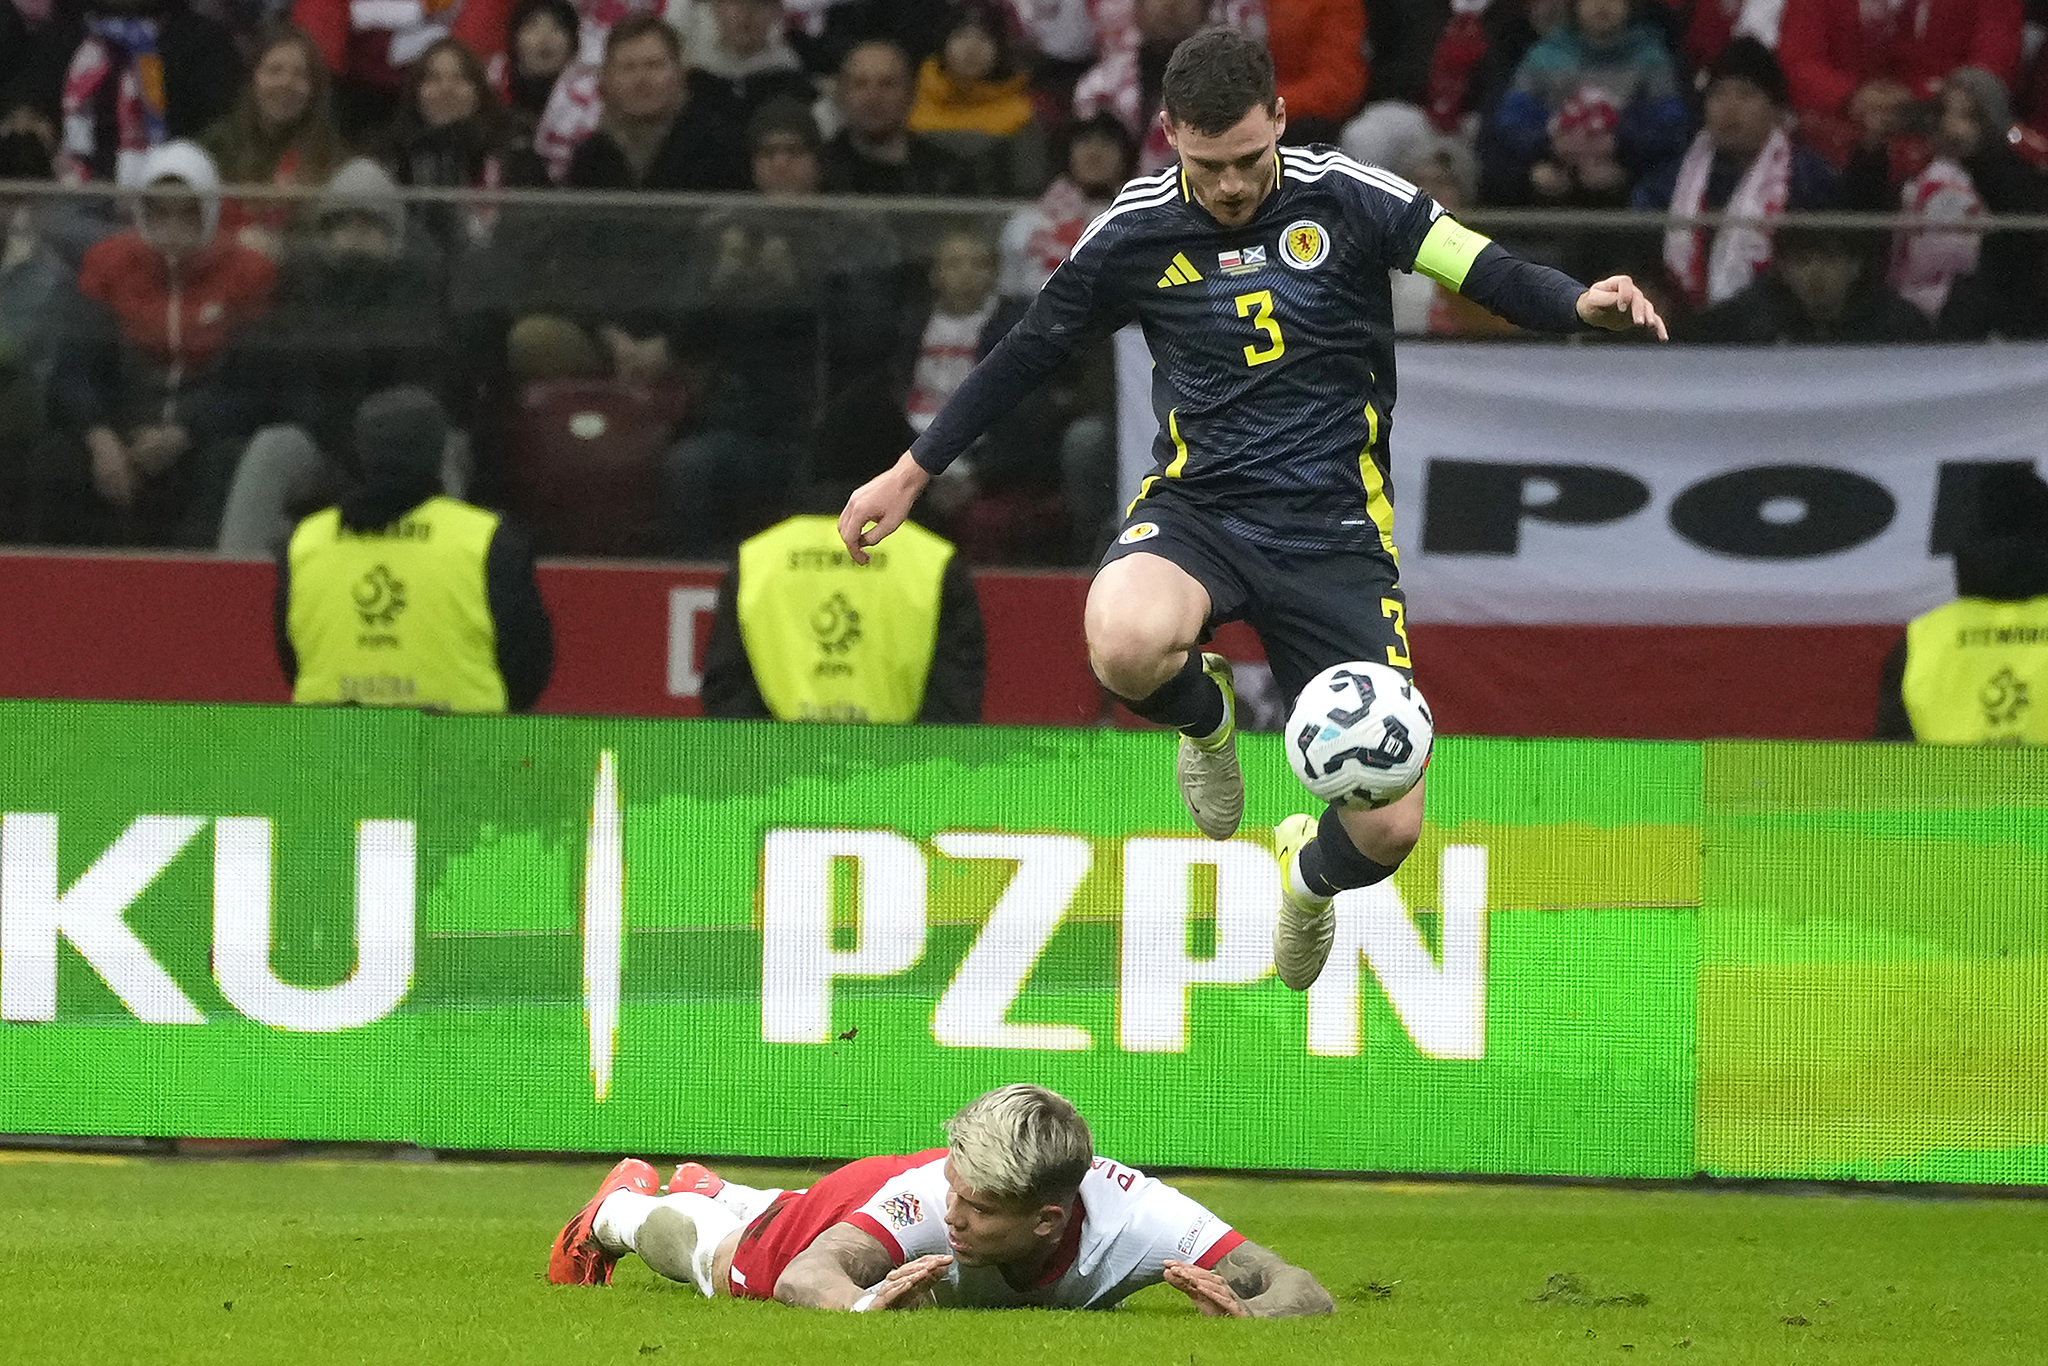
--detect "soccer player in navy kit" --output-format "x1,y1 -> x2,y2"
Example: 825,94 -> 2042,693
839,29 -> 1667,991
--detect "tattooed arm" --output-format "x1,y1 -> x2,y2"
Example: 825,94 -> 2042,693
773,1223 -> 952,1311
1162,1240 -> 1336,1319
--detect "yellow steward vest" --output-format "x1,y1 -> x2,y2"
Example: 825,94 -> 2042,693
1902,596 -> 2048,744
736,515 -> 954,723
286,496 -> 508,713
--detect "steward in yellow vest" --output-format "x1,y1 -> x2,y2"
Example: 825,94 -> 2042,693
701,398 -> 985,723
1877,466 -> 2048,743
275,388 -> 554,713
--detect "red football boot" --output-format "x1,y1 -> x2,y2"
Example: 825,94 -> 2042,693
547,1158 -> 660,1285
666,1162 -> 726,1199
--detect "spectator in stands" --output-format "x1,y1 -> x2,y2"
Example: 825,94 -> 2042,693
823,38 -> 978,193
1636,38 -> 1841,310
1776,0 -> 2021,140
906,226 -> 1002,436
276,385 -> 553,712
1267,0 -> 1366,145
1345,0 -> 1561,176
505,0 -> 579,135
48,141 -> 276,546
0,129 -> 66,541
1489,0 -> 1688,201
202,26 -> 348,258
669,97 -> 905,556
1875,464 -> 2048,743
5,0 -> 242,185
682,0 -> 816,129
701,386 -> 984,722
999,111 -> 1137,295
218,158 -> 453,554
294,0 -> 510,136
1683,224 -> 1934,340
378,36 -> 547,251
908,2 -> 1047,193
1073,0 -> 1229,172
1927,67 -> 2048,337
531,0 -> 669,180
1004,0 -> 1099,114
565,12 -> 749,188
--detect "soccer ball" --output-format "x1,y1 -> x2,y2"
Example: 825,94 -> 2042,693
1285,662 -> 1434,809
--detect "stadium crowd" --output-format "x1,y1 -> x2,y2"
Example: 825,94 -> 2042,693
1,0 -> 2046,560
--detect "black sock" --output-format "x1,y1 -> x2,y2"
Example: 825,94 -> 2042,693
1119,651 -> 1225,737
1299,804 -> 1402,898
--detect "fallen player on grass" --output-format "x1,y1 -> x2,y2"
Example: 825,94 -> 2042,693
548,1083 -> 1334,1317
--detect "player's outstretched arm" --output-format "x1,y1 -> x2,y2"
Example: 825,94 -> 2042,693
1163,1240 -> 1336,1319
774,1222 -> 951,1311
1576,274 -> 1670,340
837,452 -> 932,564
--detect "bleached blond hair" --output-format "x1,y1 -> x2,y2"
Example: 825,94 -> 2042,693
943,1084 -> 1094,1205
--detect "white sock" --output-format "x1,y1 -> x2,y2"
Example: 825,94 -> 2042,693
646,1192 -> 747,1296
1286,848 -> 1334,909
708,1180 -> 785,1224
593,1190 -> 660,1254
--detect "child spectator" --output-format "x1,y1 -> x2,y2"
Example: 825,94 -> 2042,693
681,0 -> 816,129
1490,0 -> 1687,200
8,0 -> 243,185
906,227 -> 1001,435
202,25 -> 347,257
1636,38 -> 1841,309
293,0 -> 510,135
999,110 -> 1136,295
48,141 -> 276,545
909,2 -> 1047,193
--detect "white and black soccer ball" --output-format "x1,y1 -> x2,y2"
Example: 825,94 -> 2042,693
1285,662 -> 1434,810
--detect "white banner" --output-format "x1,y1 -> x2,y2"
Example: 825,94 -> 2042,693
1116,342 -> 2048,625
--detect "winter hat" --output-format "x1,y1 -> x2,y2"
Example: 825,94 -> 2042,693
127,140 -> 222,242
355,386 -> 449,481
316,157 -> 408,242
1704,37 -> 1787,107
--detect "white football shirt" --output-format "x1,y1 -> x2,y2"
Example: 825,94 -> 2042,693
843,1154 -> 1245,1309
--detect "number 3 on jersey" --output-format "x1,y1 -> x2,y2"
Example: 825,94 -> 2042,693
1235,290 -> 1285,367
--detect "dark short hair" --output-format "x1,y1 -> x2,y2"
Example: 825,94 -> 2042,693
748,96 -> 821,154
1161,28 -> 1277,136
605,13 -> 682,65
1705,36 -> 1787,107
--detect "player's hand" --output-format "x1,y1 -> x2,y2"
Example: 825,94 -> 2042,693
864,1253 -> 952,1310
1576,274 -> 1669,341
1163,1259 -> 1252,1317
838,452 -> 932,565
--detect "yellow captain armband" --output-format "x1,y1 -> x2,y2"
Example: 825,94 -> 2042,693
1413,216 -> 1493,291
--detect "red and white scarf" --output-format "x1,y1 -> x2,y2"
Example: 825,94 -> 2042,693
58,16 -> 168,186
533,0 -> 658,182
1890,156 -> 1983,318
1663,124 -> 1792,308
1073,0 -> 1265,172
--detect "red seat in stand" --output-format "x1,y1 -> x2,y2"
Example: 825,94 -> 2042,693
505,380 -> 688,556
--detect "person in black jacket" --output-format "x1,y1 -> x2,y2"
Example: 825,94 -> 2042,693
701,387 -> 984,722
564,14 -> 748,192
820,39 -> 975,196
1684,225 -> 1935,343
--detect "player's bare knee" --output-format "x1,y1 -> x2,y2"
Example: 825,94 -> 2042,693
1336,798 -> 1423,869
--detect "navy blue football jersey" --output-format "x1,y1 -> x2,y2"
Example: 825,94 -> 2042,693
914,146 -> 1455,556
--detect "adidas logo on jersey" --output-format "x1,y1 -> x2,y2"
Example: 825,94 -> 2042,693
1156,252 -> 1203,288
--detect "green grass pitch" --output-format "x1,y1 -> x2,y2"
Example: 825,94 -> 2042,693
4,1153 -> 2042,1365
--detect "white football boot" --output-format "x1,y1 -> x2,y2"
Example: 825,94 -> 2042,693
1272,814 -> 1337,991
1175,653 -> 1244,840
